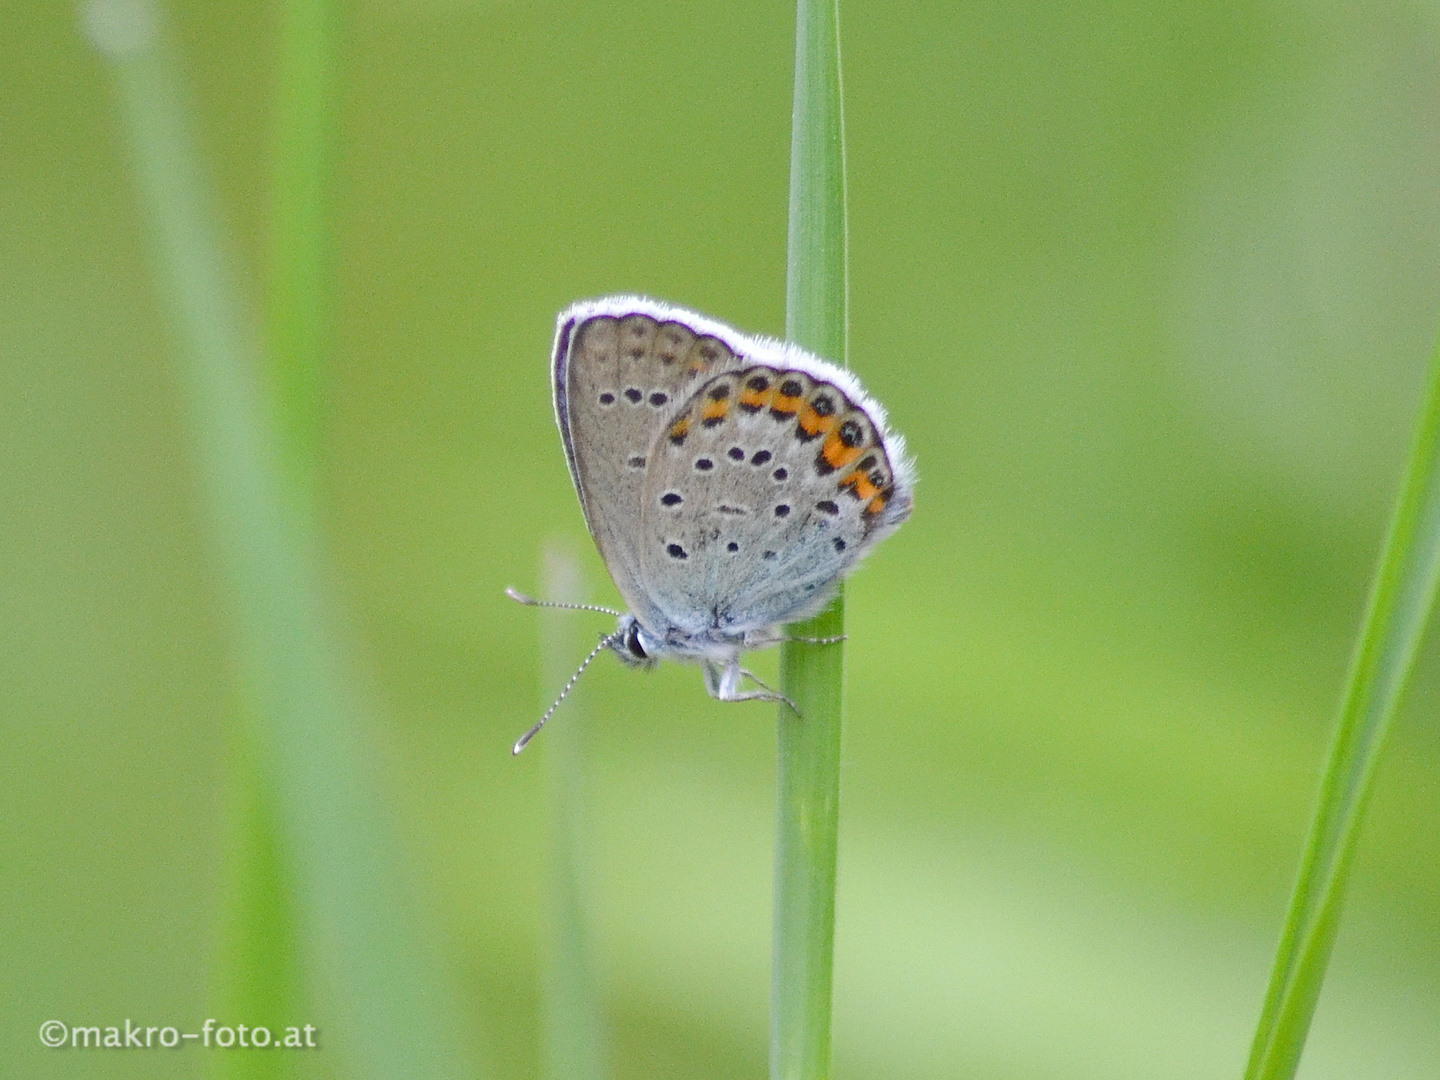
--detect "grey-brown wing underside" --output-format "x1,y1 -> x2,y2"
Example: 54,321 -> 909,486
554,309 -> 743,626
637,365 -> 911,635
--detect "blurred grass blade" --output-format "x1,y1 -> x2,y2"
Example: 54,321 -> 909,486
539,545 -> 609,1080
267,0 -> 333,485
214,738 -> 314,1080
84,3 -> 476,1077
773,0 -> 848,1078
1244,332 -> 1440,1078
214,0 -> 337,1075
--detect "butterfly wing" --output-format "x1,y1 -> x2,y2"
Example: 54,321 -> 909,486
638,362 -> 913,636
553,298 -> 744,625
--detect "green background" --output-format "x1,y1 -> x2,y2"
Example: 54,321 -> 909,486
4,0 -> 1439,1077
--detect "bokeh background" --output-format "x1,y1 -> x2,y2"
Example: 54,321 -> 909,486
4,0 -> 1440,1077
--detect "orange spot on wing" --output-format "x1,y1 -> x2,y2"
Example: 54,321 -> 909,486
820,432 -> 860,471
669,416 -> 691,443
740,385 -> 773,411
840,472 -> 880,502
770,392 -> 801,416
797,404 -> 838,439
702,399 -> 729,424
865,494 -> 888,516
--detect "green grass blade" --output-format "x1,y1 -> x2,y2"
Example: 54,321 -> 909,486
1244,330 -> 1440,1079
85,5 -> 476,1077
267,0 -> 334,485
538,546 -> 609,1080
213,740 -> 314,1080
773,1 -> 848,1078
213,2 -> 337,1075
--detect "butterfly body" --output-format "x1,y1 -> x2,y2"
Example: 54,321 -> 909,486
548,295 -> 914,710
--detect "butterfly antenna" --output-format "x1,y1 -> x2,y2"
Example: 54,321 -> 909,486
505,586 -> 624,618
512,632 -> 618,755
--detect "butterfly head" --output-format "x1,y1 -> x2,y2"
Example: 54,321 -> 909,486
610,614 -> 661,670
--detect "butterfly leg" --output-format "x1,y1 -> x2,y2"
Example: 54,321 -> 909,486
702,661 -> 799,713
739,668 -> 800,714
782,633 -> 847,646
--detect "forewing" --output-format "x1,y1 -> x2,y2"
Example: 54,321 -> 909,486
554,305 -> 741,623
638,365 -> 912,635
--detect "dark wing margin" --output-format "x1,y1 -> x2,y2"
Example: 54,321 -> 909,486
551,315 -> 589,524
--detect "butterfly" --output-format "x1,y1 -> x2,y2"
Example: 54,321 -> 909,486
509,296 -> 914,752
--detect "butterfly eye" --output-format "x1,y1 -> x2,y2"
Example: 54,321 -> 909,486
625,625 -> 649,659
